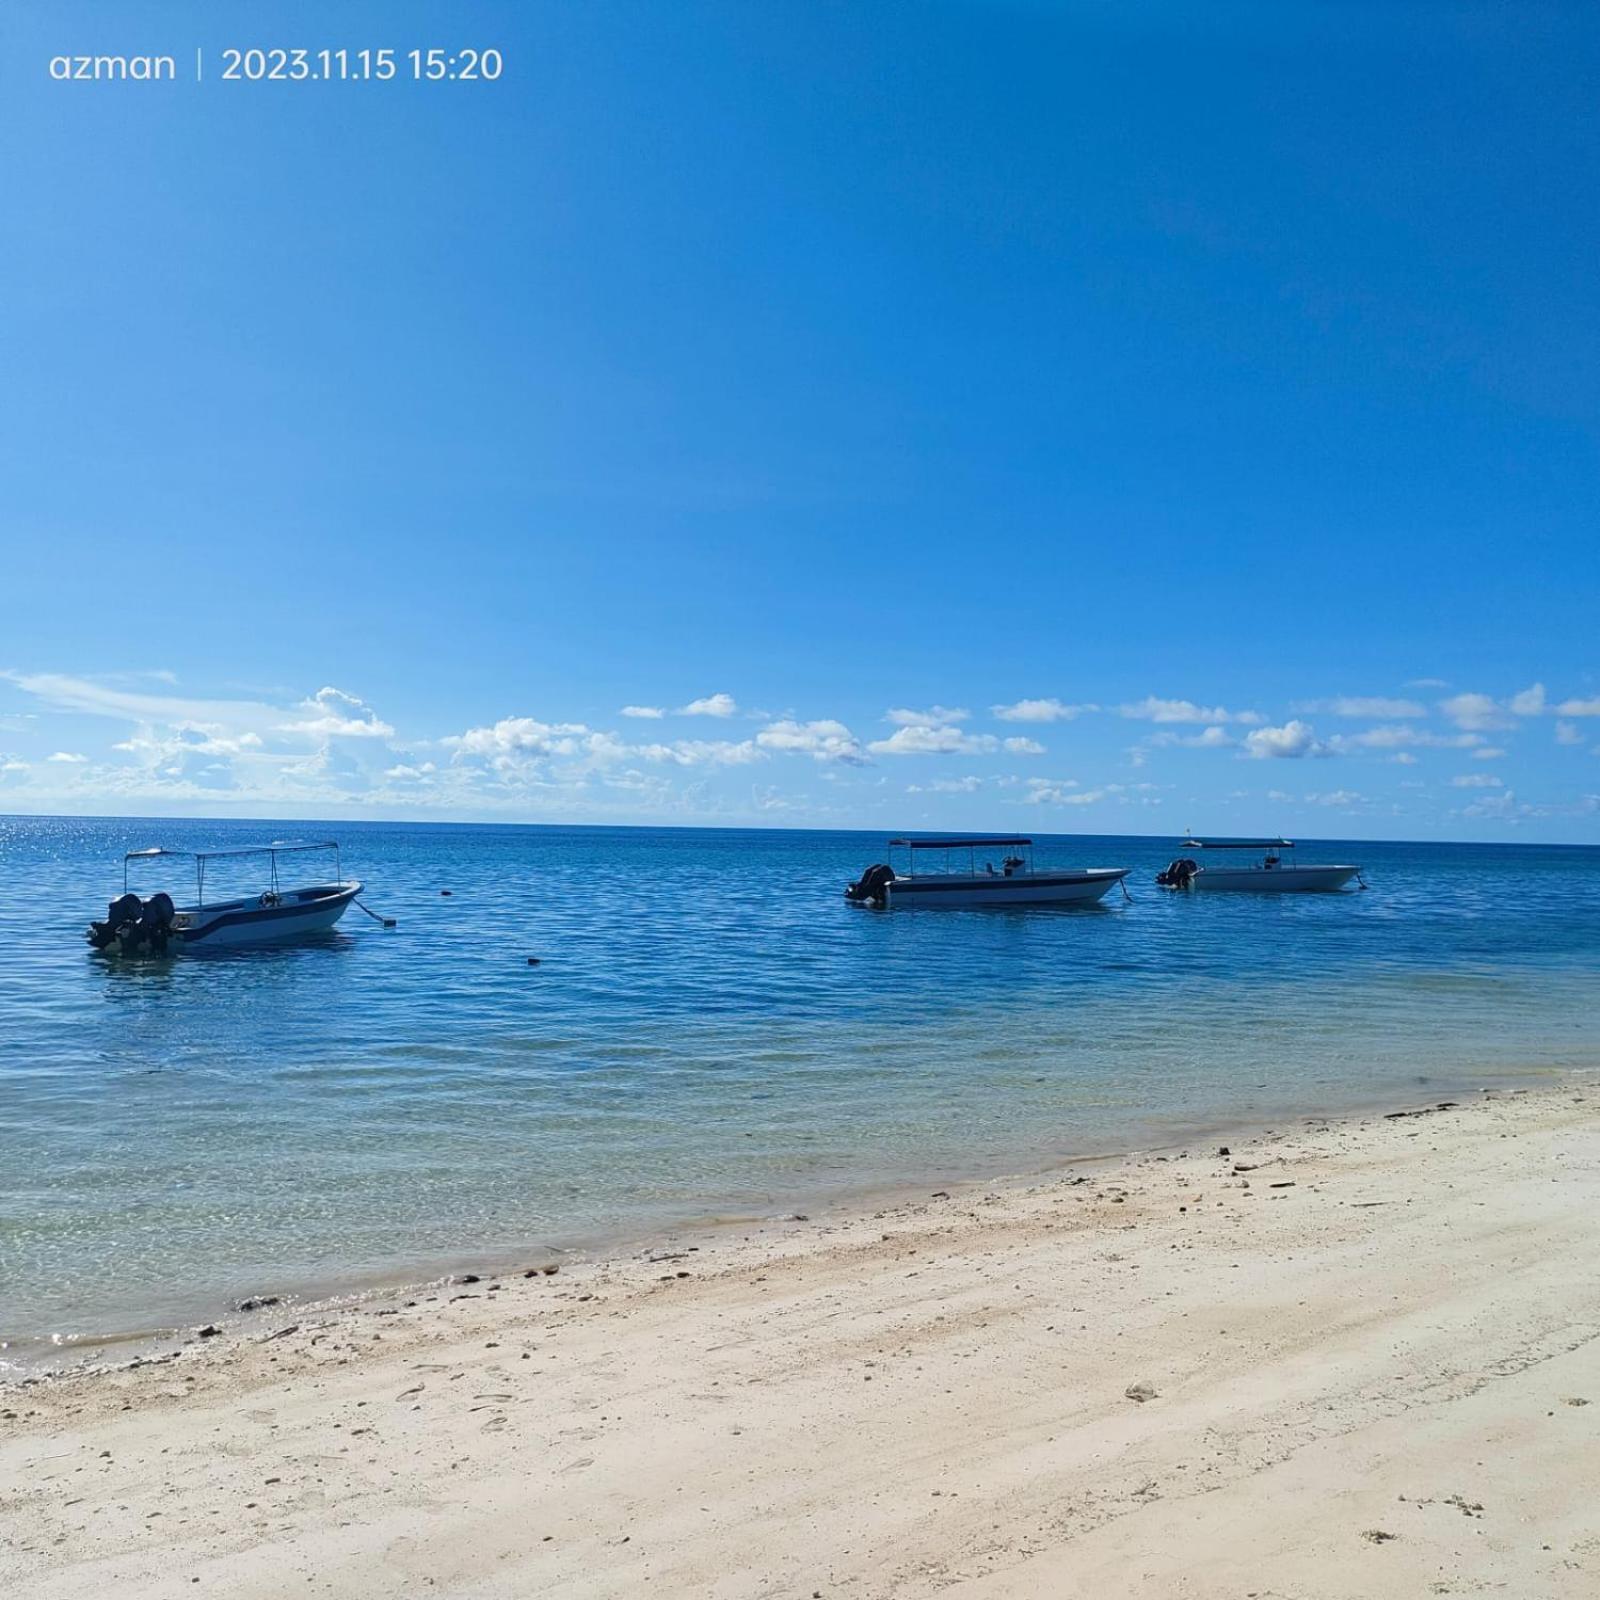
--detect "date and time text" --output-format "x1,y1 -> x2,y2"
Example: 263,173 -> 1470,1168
48,47 -> 504,84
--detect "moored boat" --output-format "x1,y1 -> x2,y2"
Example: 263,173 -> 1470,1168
87,841 -> 362,954
846,837 -> 1130,908
1156,838 -> 1362,893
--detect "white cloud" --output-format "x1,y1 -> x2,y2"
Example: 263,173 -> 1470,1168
448,716 -> 769,777
7,672 -> 395,780
750,784 -> 798,812
885,705 -> 968,727
449,717 -> 596,761
990,698 -> 1094,723
680,693 -> 738,718
1460,788 -> 1520,820
1296,696 -> 1426,719
5,671 -> 274,729
1,672 -> 436,810
634,739 -> 762,767
755,719 -> 867,764
12,663 -> 1575,826
113,724 -> 267,763
1025,778 -> 1101,805
1242,720 -> 1331,760
1438,692 -> 1513,731
1329,725 -> 1483,752
907,775 -> 983,794
1118,697 -> 1264,726
867,724 -> 1001,756
1149,725 -> 1234,750
278,687 -> 395,740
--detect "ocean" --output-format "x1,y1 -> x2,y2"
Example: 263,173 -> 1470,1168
3,815 -> 1597,1363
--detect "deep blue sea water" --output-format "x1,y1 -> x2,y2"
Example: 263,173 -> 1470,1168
3,815 -> 1598,1359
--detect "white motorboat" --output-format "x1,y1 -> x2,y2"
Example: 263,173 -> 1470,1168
1156,838 -> 1363,893
846,836 -> 1130,908
87,841 -> 363,954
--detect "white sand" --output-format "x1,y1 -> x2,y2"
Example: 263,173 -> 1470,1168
4,1083 -> 1598,1598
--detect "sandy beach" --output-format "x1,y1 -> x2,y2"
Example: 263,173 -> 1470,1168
4,1082 -> 1598,1598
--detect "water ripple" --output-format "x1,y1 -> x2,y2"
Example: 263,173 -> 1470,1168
2,817 -> 1598,1345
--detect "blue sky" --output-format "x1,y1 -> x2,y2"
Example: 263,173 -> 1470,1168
2,1 -> 1598,839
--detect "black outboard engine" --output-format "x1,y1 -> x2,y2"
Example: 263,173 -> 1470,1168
136,892 -> 177,954
845,863 -> 896,907
1156,857 -> 1200,889
87,892 -> 143,951
86,891 -> 178,954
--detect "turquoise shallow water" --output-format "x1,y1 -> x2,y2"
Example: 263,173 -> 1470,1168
2,815 -> 1598,1356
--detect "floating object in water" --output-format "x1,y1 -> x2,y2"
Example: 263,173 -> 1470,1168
441,889 -> 453,897
527,956 -> 541,966
353,899 -> 397,929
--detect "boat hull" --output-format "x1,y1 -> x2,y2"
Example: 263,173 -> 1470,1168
884,869 -> 1128,907
1187,865 -> 1358,893
173,882 -> 362,947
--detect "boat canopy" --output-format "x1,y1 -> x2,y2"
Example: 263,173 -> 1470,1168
124,840 -> 343,901
1181,838 -> 1294,850
888,836 -> 1032,850
124,840 -> 340,863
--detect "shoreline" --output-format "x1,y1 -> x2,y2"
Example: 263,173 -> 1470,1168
7,1060 -> 1584,1379
6,1080 -> 1600,1596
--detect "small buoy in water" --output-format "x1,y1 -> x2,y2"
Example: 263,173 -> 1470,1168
441,889 -> 452,897
527,956 -> 541,966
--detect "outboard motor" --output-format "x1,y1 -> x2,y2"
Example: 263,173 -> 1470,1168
87,892 -> 143,951
135,892 -> 177,954
86,891 -> 178,954
1156,857 -> 1200,889
845,863 -> 896,907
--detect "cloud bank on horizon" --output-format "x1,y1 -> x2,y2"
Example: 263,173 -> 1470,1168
3,669 -> 1597,836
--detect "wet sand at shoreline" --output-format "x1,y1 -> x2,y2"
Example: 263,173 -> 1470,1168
4,1083 -> 1598,1597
